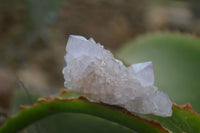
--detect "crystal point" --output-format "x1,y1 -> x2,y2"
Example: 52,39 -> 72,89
63,35 -> 172,117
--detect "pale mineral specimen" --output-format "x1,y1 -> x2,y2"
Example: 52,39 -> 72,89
63,35 -> 172,117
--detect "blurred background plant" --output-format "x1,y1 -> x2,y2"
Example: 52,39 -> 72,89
0,0 -> 200,132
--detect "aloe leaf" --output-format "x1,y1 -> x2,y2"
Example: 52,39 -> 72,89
59,90 -> 200,132
2,90 -> 200,132
117,32 -> 200,112
10,90 -> 133,133
137,103 -> 200,133
0,90 -> 168,133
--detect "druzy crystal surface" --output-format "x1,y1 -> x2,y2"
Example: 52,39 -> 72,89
63,35 -> 172,117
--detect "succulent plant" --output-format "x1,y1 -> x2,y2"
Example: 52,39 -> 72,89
1,32 -> 200,133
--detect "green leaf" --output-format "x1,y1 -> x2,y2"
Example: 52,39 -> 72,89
117,32 -> 200,112
10,90 -> 133,133
2,90 -> 200,133
59,90 -> 200,132
138,103 -> 200,133
0,90 -> 168,133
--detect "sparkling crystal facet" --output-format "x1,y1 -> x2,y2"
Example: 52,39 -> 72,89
63,35 -> 172,117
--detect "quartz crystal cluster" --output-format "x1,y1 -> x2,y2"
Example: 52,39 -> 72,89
63,35 -> 172,117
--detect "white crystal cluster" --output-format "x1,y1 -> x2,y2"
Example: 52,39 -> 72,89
63,35 -> 172,117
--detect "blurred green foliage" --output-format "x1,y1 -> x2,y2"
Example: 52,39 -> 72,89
117,32 -> 200,112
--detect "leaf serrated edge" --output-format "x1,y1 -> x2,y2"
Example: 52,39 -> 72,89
0,95 -> 169,133
173,103 -> 200,117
